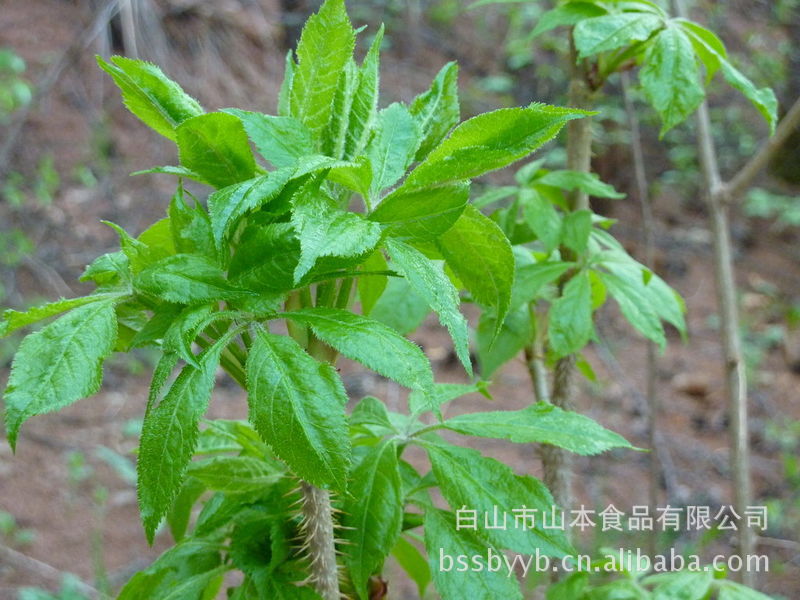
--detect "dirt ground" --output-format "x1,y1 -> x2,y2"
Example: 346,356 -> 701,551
1,1 -> 798,598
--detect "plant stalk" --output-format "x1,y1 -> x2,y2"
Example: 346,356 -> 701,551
673,0 -> 752,583
300,481 -> 340,600
540,38 -> 594,514
621,71 -> 660,558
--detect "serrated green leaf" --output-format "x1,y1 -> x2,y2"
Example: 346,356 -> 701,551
386,238 -> 471,374
366,103 -> 420,199
163,306 -> 238,368
342,440 -> 403,599
80,251 -> 130,286
291,180 -> 383,282
167,477 -> 205,542
323,59 -> 359,159
678,20 -> 777,131
343,27 -> 383,159
424,442 -> 572,557
574,12 -> 664,58
246,328 -> 350,490
477,304 -> 533,378
132,165 -> 211,186
176,112 -> 256,188
138,331 -> 237,541
546,572 -> 589,600
597,270 -> 666,349
408,382 -> 481,416
135,254 -> 252,304
1,293 -> 125,338
677,19 -> 726,81
97,56 -> 203,141
282,308 -> 433,392
561,209 -> 593,254
207,169 -> 293,245
406,104 -> 588,188
278,51 -> 295,118
103,220 -> 169,274
443,402 -> 633,455
642,570 -> 713,600
438,204 -> 515,336
187,456 -> 283,493
290,0 -> 356,140
169,188 -> 218,262
522,189 -> 562,253
531,2 -> 607,39
549,270 -> 593,358
717,580 -> 774,600
369,275 -> 429,335
228,223 -> 299,294
536,170 -> 625,199
510,261 -> 572,309
370,182 -> 468,240
410,61 -> 460,161
424,508 -> 523,600
3,301 -> 117,449
640,26 -> 705,136
223,109 -> 314,168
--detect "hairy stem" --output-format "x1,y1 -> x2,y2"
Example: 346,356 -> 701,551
298,287 -> 342,599
300,481 -> 340,600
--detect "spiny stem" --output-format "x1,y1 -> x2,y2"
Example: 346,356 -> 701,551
300,481 -> 340,600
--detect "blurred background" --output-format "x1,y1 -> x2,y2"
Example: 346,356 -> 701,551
0,0 -> 798,598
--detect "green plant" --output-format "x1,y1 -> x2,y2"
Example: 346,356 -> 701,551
0,47 -> 31,123
0,1 -> 645,597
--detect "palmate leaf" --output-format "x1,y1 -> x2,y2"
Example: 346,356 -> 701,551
342,440 -> 403,599
438,205 -> 515,337
3,301 -> 118,448
176,112 -> 256,189
424,442 -> 573,557
96,55 -> 203,141
290,0 -> 356,141
424,508 -> 522,600
443,402 -> 634,455
386,239 -> 471,374
138,330 -> 239,542
246,327 -> 350,491
282,308 -> 433,393
404,104 -> 589,188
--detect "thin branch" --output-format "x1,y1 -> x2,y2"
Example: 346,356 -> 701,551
724,95 -> 800,200
621,71 -> 661,558
0,543 -> 101,599
673,0 -> 754,585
